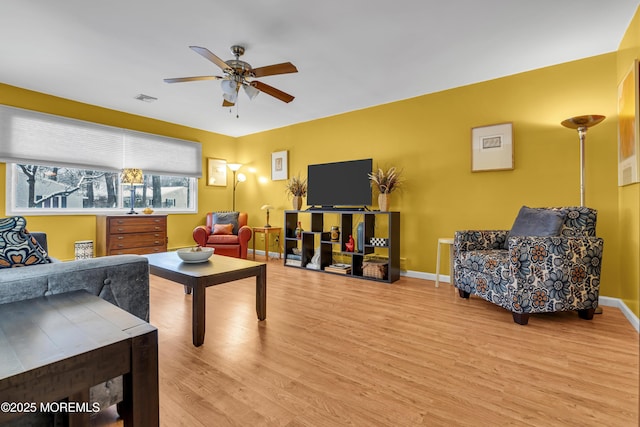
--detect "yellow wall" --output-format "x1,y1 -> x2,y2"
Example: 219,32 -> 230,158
616,7 -> 640,316
235,52 -> 623,300
0,83 -> 237,260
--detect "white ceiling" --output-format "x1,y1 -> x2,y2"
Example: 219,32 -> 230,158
1,1 -> 638,137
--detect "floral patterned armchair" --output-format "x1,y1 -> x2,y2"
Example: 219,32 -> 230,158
453,206 -> 603,325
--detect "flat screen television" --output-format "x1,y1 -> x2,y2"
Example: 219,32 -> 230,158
307,158 -> 372,208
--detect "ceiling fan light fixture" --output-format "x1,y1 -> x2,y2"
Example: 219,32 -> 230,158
222,91 -> 238,104
221,79 -> 237,95
243,83 -> 259,100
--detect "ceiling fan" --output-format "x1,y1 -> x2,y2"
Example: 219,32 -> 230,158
164,45 -> 298,107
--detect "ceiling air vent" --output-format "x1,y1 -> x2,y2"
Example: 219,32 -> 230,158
134,94 -> 158,103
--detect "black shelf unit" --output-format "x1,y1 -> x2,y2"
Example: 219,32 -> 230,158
284,209 -> 400,283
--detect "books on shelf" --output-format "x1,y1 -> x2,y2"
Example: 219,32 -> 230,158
324,263 -> 351,274
285,258 -> 302,267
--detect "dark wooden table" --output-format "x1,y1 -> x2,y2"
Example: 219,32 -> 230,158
0,290 -> 158,426
145,252 -> 267,347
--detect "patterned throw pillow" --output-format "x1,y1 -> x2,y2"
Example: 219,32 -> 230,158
0,216 -> 51,268
213,223 -> 234,235
212,211 -> 239,235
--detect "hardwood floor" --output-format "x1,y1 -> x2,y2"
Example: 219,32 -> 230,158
93,257 -> 639,426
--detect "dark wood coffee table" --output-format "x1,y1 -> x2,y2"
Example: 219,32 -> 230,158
0,290 -> 158,426
145,252 -> 267,347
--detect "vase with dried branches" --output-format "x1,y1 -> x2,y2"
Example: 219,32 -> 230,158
368,166 -> 402,211
285,174 -> 307,210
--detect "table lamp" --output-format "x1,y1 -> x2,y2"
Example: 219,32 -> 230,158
261,204 -> 274,228
121,168 -> 144,214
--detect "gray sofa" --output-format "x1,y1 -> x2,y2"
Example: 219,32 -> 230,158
0,233 -> 150,423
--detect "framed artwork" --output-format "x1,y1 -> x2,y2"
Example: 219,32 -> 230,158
271,150 -> 288,181
617,59 -> 639,186
471,122 -> 514,172
206,158 -> 227,186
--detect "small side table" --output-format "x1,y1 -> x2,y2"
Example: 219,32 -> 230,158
435,237 -> 455,288
252,227 -> 282,261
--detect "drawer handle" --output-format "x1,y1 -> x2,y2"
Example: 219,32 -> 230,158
117,244 -> 124,248
117,228 -> 125,232
116,220 -> 124,224
117,236 -> 124,240
154,227 -> 161,230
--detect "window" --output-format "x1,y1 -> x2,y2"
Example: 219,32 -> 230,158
1,105 -> 202,215
8,164 -> 197,214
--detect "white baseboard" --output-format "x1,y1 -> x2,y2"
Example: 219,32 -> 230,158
598,296 -> 640,333
401,270 -> 639,333
250,249 -> 282,260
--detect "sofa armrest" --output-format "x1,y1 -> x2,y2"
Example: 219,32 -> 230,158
454,230 -> 508,253
238,225 -> 252,244
0,255 -> 150,321
193,225 -> 211,246
508,235 -> 603,308
237,225 -> 253,259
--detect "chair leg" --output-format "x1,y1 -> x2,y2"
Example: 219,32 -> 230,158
458,289 -> 470,299
578,308 -> 595,320
512,312 -> 529,325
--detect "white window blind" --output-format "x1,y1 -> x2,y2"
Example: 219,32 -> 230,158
0,105 -> 202,177
0,105 -> 123,171
123,130 -> 202,177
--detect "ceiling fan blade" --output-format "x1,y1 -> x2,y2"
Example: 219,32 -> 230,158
164,76 -> 222,83
222,99 -> 235,107
250,81 -> 295,103
251,62 -> 298,78
189,46 -> 231,72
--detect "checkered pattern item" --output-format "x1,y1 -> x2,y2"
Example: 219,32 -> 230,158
369,237 -> 388,247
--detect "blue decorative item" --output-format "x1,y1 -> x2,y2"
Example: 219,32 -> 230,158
356,222 -> 364,253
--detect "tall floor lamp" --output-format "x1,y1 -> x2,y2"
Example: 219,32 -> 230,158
560,115 -> 605,206
561,115 -> 605,315
227,163 -> 246,211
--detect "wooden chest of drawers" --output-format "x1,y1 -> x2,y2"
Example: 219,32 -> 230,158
96,215 -> 167,256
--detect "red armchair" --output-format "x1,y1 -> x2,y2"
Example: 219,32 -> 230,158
193,212 -> 252,259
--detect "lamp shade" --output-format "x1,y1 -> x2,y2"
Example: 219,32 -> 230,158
237,173 -> 246,183
221,79 -> 237,95
222,91 -> 238,104
121,168 -> 143,184
244,83 -> 259,100
261,204 -> 274,211
227,163 -> 242,172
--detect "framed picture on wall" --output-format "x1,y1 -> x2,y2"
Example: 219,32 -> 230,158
206,158 -> 227,186
471,122 -> 514,172
271,150 -> 288,181
617,59 -> 640,186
